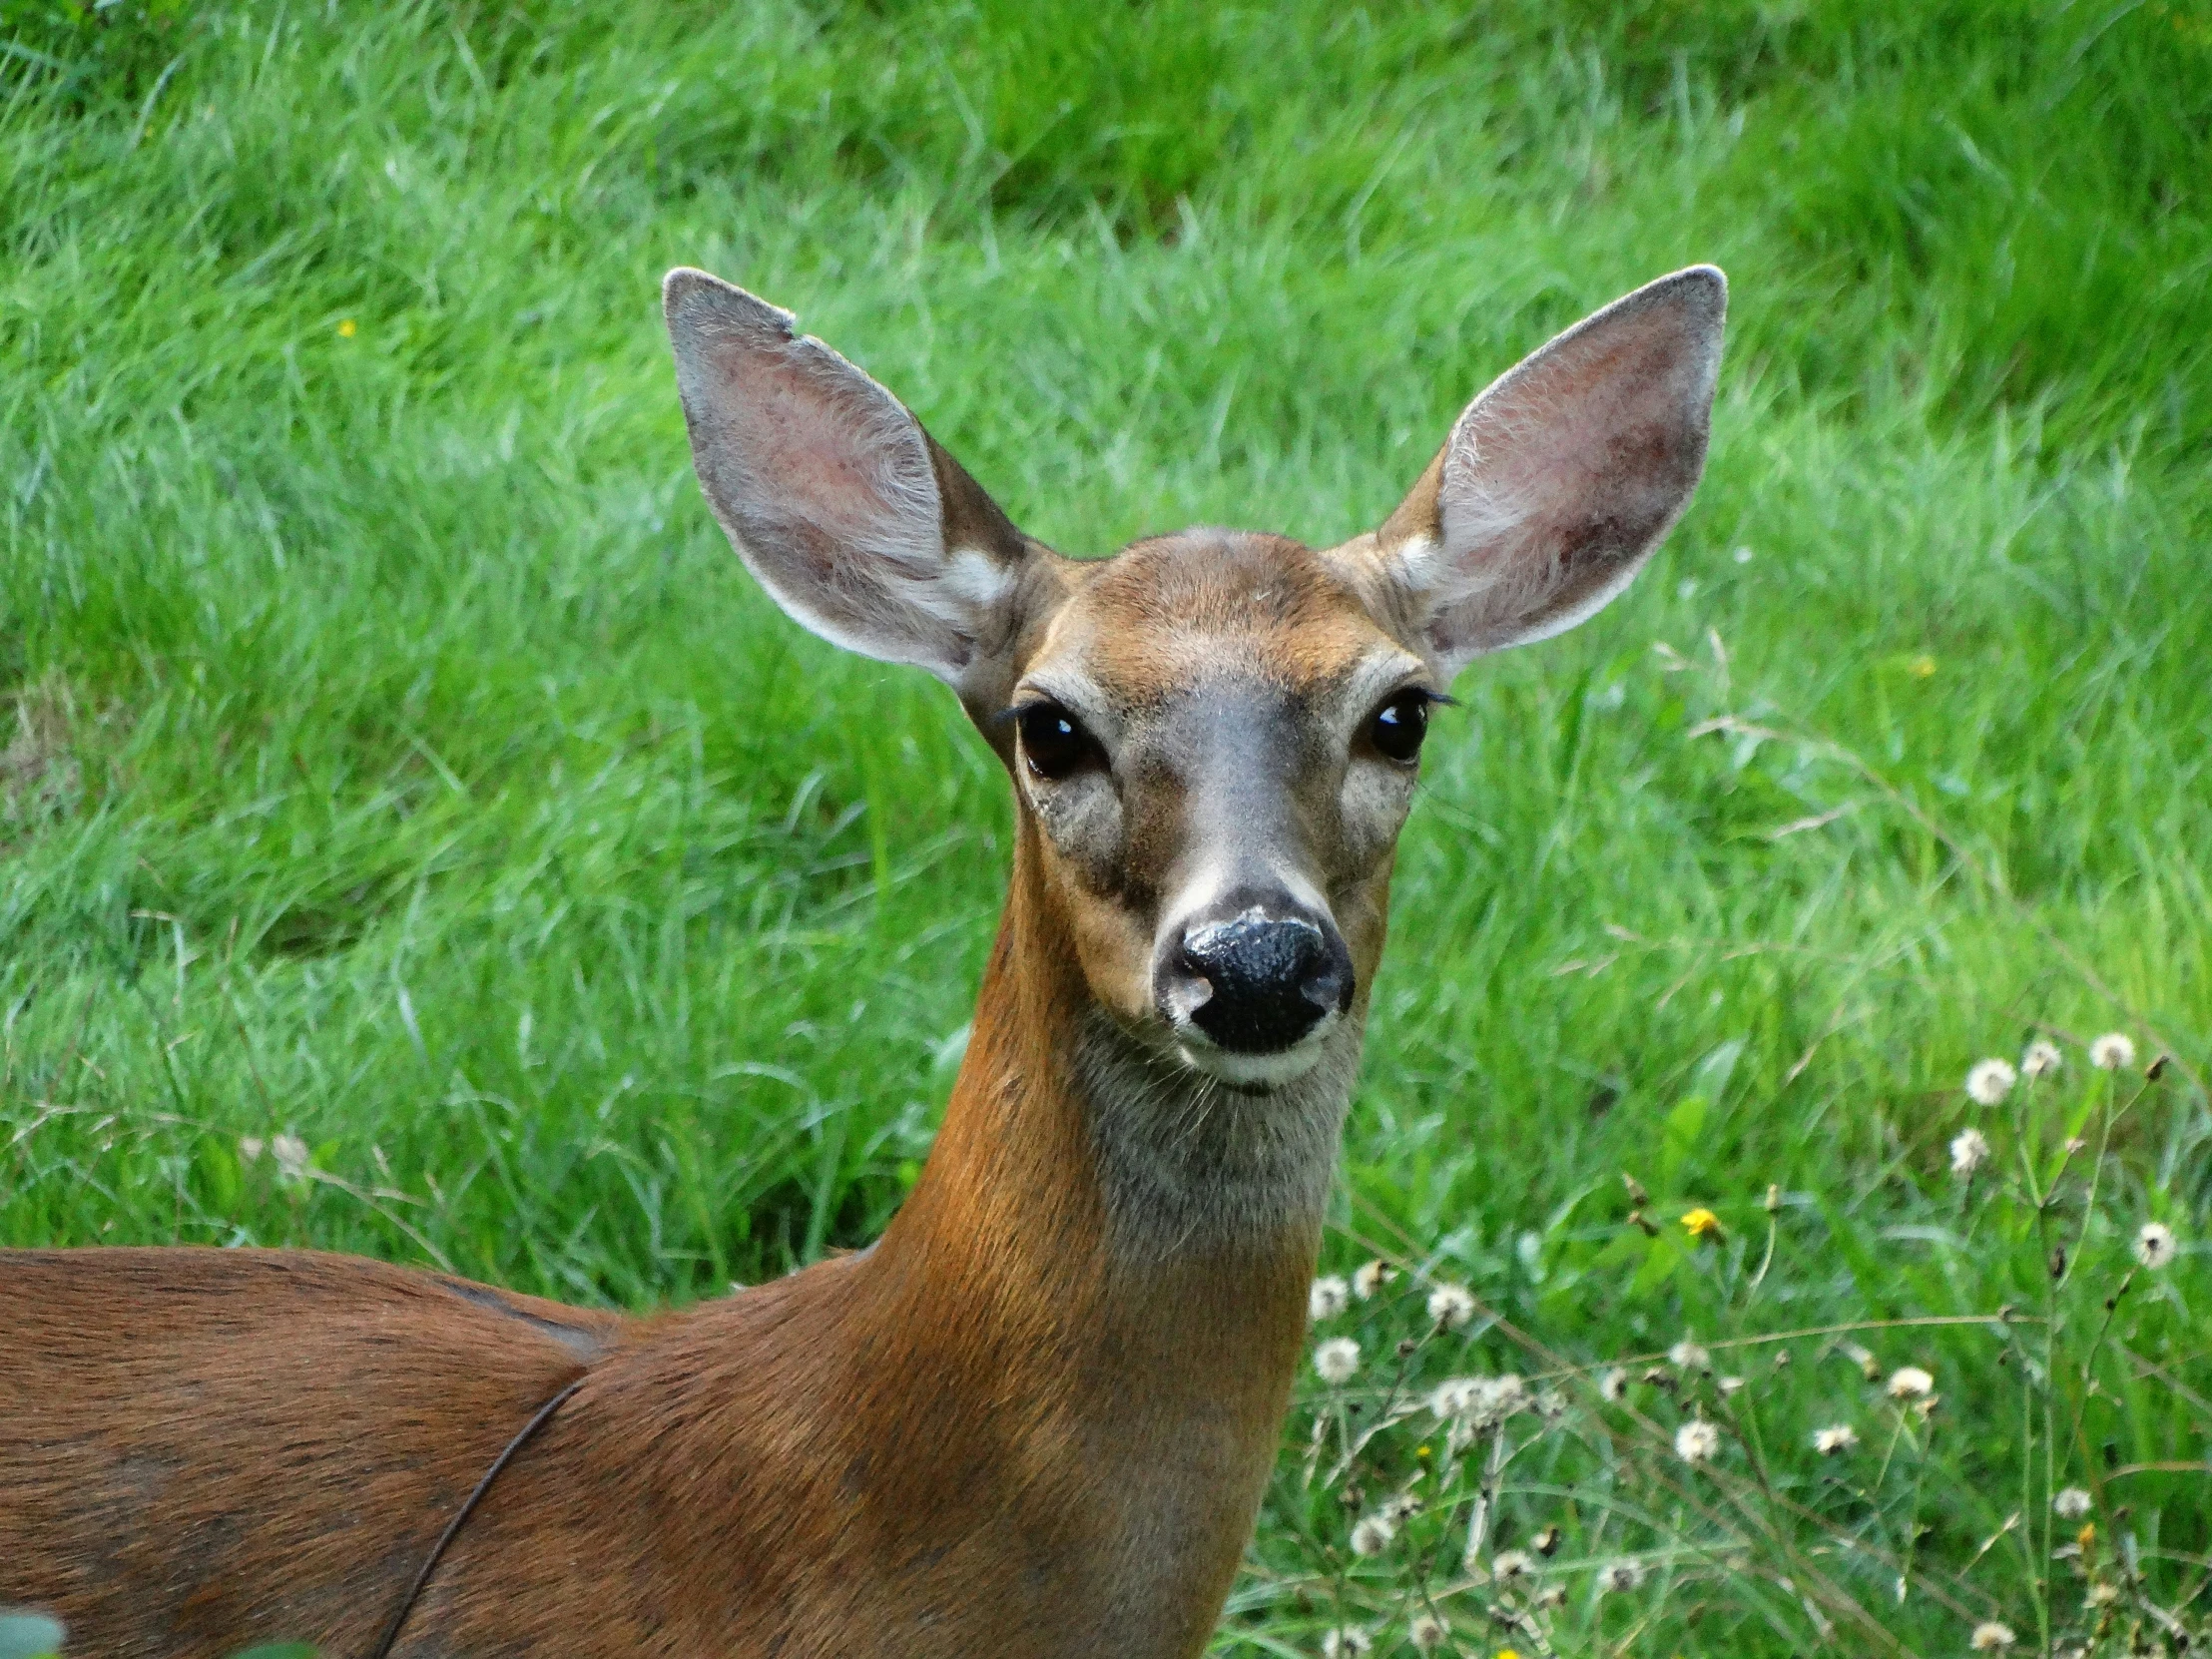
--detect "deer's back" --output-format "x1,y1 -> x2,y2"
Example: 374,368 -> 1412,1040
0,1247 -> 621,1659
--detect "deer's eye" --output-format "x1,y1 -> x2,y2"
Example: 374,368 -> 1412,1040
1016,701 -> 1105,781
1369,691 -> 1431,764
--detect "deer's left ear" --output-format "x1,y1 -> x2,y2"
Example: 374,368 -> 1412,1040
1336,266 -> 1726,677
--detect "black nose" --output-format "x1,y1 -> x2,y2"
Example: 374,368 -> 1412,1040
1162,904 -> 1355,1055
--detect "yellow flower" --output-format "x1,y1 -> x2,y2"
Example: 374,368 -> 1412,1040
337,318 -> 357,338
1681,1208 -> 1721,1240
1910,655 -> 1936,678
1495,1650 -> 1522,1659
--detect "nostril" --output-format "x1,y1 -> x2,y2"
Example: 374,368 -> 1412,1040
1302,952 -> 1353,1018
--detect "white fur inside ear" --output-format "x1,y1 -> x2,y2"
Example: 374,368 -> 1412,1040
907,546 -> 1020,631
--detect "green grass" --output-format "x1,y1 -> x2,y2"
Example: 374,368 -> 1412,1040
3,1 -> 2208,1653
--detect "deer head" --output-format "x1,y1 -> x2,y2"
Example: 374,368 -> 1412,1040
664,266 -> 1724,1239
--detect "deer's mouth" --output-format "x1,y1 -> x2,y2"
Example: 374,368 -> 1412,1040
1169,1015 -> 1346,1088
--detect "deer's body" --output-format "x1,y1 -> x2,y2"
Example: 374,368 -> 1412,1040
1,266 -> 1725,1657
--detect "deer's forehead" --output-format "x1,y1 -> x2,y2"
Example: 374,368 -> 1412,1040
1029,531 -> 1399,713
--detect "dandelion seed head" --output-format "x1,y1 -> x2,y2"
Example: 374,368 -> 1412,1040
1718,1375 -> 1745,1396
2052,1487 -> 2092,1519
2089,1032 -> 2135,1071
1598,1367 -> 1629,1402
272,1132 -> 310,1182
2136,1223 -> 2176,1270
1490,1549 -> 1532,1580
1435,1374 -> 1529,1428
1813,1423 -> 1859,1455
1425,1282 -> 1476,1330
1348,1513 -> 1395,1557
1599,1559 -> 1645,1594
1408,1612 -> 1449,1654
1886,1366 -> 1935,1398
1674,1418 -> 1722,1463
1668,1337 -> 1711,1373
1429,1378 -> 1481,1420
2019,1039 -> 2062,1079
1308,1275 -> 1350,1321
1965,1058 -> 2017,1105
1313,1337 -> 1361,1384
1949,1127 -> 1990,1177
1321,1627 -> 1373,1657
1969,1622 -> 2016,1651
1351,1259 -> 1392,1300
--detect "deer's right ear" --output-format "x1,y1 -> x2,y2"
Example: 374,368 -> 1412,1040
664,269 -> 1043,703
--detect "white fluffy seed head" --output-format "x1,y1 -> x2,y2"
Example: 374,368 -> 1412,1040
1668,1337 -> 1711,1373
1314,1337 -> 1362,1384
1429,1374 -> 1527,1428
1490,1549 -> 1532,1580
1309,1275 -> 1351,1321
1426,1282 -> 1477,1330
1965,1058 -> 2017,1105
2052,1486 -> 2092,1518
1886,1365 -> 1935,1398
2089,1032 -> 2135,1071
1352,1259 -> 1392,1300
1970,1622 -> 2017,1651
1600,1559 -> 1645,1594
1598,1367 -> 1629,1402
1429,1377 -> 1481,1419
1674,1418 -> 1721,1463
1949,1127 -> 1991,1177
1813,1423 -> 1859,1455
2020,1039 -> 2062,1079
1408,1612 -> 1449,1653
1349,1513 -> 1395,1556
1321,1628 -> 1374,1657
272,1132 -> 311,1182
2136,1223 -> 2177,1270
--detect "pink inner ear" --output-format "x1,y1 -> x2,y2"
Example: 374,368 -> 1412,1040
706,336 -> 943,578
1425,271 -> 1723,660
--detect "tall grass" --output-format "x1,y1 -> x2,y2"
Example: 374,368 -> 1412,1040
3,1 -> 2207,1652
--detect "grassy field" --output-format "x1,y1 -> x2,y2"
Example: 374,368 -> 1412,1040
3,1 -> 2209,1653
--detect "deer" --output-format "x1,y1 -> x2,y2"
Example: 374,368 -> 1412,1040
0,263 -> 1725,1658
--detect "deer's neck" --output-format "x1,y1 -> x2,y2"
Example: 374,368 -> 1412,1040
794,827 -> 1355,1652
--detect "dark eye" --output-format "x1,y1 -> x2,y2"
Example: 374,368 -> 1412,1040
1369,691 -> 1431,764
1015,701 -> 1104,781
